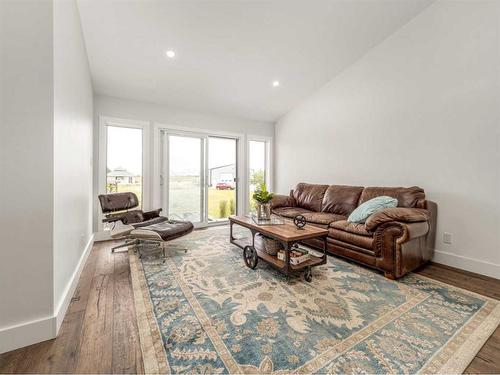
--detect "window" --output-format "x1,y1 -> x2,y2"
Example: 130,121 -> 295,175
248,139 -> 270,212
98,117 -> 150,231
106,126 -> 143,206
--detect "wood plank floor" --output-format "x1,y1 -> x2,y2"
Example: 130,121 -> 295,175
0,240 -> 498,373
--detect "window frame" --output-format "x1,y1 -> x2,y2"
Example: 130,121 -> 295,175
246,135 -> 273,214
98,116 -> 151,230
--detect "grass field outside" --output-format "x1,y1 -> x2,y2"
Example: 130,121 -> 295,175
208,187 -> 236,220
110,176 -> 235,221
108,176 -> 244,222
166,177 -> 236,221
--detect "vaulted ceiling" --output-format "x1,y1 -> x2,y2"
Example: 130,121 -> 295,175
77,0 -> 433,122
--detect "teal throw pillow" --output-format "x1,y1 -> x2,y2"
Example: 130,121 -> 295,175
347,196 -> 398,223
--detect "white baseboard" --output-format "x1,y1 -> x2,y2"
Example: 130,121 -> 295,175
0,234 -> 95,354
54,234 -> 95,332
0,315 -> 56,354
433,249 -> 500,280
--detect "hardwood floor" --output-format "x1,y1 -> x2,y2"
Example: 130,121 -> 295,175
418,263 -> 500,374
0,240 -> 498,374
0,241 -> 143,374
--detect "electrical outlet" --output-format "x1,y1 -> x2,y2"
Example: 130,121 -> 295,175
443,232 -> 452,244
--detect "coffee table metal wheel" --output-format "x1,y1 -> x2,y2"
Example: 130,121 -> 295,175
243,245 -> 258,269
304,267 -> 312,282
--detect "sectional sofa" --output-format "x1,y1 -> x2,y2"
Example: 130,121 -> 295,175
271,183 -> 437,279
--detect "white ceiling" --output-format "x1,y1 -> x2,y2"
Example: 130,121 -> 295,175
77,0 -> 433,122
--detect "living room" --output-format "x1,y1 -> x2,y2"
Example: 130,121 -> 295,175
1,0 -> 499,374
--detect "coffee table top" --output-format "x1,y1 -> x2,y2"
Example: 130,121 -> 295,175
229,215 -> 328,242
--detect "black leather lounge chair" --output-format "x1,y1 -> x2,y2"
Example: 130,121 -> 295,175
98,192 -> 194,259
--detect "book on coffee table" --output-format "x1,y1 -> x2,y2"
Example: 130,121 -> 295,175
277,248 -> 310,265
293,244 -> 324,258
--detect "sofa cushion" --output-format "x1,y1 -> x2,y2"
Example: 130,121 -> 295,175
292,183 -> 329,211
301,212 -> 345,226
270,194 -> 296,209
131,220 -> 194,242
359,186 -> 425,208
321,185 -> 364,216
272,207 -> 310,218
330,220 -> 372,237
348,196 -> 398,223
328,228 -> 373,250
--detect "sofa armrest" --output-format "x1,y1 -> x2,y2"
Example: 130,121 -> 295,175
374,221 -> 429,255
374,221 -> 430,278
270,194 -> 296,209
365,207 -> 429,232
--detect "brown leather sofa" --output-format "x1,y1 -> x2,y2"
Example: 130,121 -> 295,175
271,183 -> 436,279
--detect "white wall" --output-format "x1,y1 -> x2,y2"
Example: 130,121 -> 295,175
93,95 -> 274,230
53,0 -> 94,329
0,0 -> 94,353
0,0 -> 55,351
275,1 -> 500,278
94,95 -> 274,136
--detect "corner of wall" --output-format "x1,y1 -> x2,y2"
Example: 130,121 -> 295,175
54,234 -> 95,333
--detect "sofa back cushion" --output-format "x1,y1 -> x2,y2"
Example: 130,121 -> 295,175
321,185 -> 364,216
359,186 -> 425,208
292,183 -> 329,211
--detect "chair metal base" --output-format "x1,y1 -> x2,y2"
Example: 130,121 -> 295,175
111,238 -> 139,253
113,237 -> 188,262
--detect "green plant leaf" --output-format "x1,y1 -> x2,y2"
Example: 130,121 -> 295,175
252,183 -> 274,204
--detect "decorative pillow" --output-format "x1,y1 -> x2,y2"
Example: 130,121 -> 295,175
347,196 -> 398,224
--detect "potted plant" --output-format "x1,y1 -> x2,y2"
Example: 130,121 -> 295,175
252,183 -> 274,220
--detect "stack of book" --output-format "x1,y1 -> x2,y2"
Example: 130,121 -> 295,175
277,248 -> 310,265
293,244 -> 324,258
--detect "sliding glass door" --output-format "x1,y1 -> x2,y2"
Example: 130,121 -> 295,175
208,137 -> 237,222
166,134 -> 204,222
163,131 -> 238,226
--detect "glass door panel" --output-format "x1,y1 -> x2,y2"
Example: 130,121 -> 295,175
167,135 -> 204,223
248,140 -> 267,213
106,126 -> 143,207
207,137 -> 237,222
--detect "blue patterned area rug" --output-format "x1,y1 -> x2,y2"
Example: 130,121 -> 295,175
128,226 -> 500,374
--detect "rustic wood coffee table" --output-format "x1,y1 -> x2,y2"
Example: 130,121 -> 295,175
229,215 -> 328,282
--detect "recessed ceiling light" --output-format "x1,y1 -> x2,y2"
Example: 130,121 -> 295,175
165,50 -> 176,58
272,80 -> 280,87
